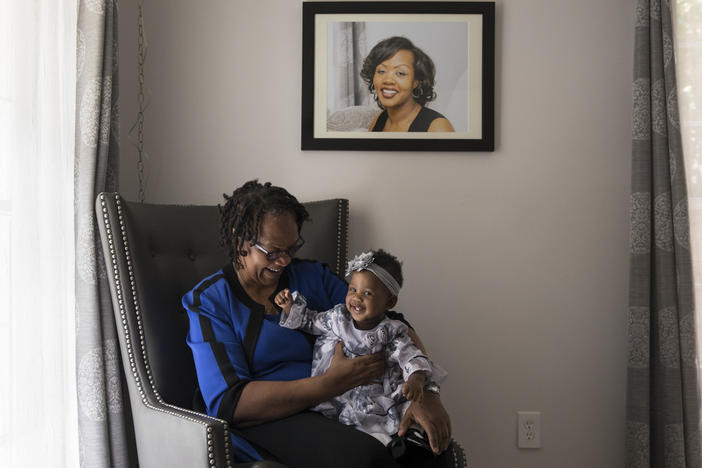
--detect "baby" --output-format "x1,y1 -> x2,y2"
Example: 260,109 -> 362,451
275,249 -> 447,447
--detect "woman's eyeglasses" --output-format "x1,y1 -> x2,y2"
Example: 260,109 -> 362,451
251,237 -> 305,261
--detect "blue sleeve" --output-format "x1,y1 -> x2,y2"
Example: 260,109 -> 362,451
294,261 -> 347,310
322,263 -> 348,305
183,277 -> 250,425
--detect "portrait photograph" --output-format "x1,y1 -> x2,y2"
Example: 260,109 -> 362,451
301,2 -> 495,151
326,21 -> 469,133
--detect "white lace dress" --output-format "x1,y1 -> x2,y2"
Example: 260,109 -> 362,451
279,292 -> 447,445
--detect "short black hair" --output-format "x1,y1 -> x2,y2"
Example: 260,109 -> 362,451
371,248 -> 404,294
360,36 -> 437,108
219,180 -> 310,268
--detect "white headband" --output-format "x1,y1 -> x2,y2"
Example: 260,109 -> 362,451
345,251 -> 401,296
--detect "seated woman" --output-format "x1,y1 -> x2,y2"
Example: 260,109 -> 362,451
361,36 -> 455,133
183,180 -> 460,467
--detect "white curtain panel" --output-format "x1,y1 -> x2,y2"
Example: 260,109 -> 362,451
0,0 -> 79,466
675,0 -> 702,373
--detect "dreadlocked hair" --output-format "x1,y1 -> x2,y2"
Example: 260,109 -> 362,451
219,180 -> 310,268
371,249 -> 404,290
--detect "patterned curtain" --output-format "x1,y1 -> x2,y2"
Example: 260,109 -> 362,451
627,0 -> 702,466
327,22 -> 370,114
74,0 -> 137,466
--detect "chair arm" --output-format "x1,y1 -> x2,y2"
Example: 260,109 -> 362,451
128,401 -> 286,467
131,401 -> 230,467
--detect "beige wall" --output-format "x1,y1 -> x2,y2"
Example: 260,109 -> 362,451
119,1 -> 633,466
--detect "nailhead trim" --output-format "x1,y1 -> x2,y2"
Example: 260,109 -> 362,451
99,193 -> 233,468
336,199 -> 349,276
451,440 -> 468,468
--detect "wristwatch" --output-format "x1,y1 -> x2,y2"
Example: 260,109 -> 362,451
424,381 -> 440,395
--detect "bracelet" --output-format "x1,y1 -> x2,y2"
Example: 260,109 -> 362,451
424,382 -> 440,395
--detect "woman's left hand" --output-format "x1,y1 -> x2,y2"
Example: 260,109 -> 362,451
397,391 -> 451,454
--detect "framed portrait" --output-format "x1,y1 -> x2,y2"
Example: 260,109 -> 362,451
301,1 -> 495,152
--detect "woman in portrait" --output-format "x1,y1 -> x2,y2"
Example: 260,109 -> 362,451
361,36 -> 455,132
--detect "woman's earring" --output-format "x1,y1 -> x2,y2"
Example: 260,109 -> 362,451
412,86 -> 423,99
369,84 -> 384,109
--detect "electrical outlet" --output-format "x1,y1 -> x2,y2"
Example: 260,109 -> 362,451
517,411 -> 541,449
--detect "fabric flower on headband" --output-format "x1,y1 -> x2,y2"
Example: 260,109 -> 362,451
345,251 -> 375,277
345,251 -> 401,296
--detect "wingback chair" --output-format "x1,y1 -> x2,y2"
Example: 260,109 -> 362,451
95,192 -> 349,468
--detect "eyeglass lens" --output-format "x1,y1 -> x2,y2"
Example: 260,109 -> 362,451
258,238 -> 304,260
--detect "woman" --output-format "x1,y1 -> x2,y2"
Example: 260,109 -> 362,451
361,36 -> 455,133
183,180 -> 457,467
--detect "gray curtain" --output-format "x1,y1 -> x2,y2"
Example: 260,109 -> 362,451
74,0 -> 137,466
328,22 -> 370,113
627,0 -> 702,466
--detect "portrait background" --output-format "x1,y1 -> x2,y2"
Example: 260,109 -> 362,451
327,21 -> 469,132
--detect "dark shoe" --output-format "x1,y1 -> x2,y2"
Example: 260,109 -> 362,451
388,433 -> 407,459
404,426 -> 433,452
392,431 -> 468,468
388,427 -> 433,459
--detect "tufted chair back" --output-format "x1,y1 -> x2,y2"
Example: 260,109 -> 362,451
96,192 -> 348,468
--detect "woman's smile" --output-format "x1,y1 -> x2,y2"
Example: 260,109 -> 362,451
379,88 -> 398,99
262,265 -> 283,278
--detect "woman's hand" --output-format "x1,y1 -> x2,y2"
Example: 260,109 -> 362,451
323,341 -> 385,394
402,371 -> 426,402
235,342 -> 383,426
398,391 -> 451,454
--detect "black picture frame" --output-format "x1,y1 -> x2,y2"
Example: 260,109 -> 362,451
301,1 -> 495,152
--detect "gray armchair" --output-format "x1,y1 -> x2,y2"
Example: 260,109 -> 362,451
95,192 -> 348,468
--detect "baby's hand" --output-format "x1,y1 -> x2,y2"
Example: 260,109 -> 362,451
274,288 -> 293,314
402,371 -> 427,403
